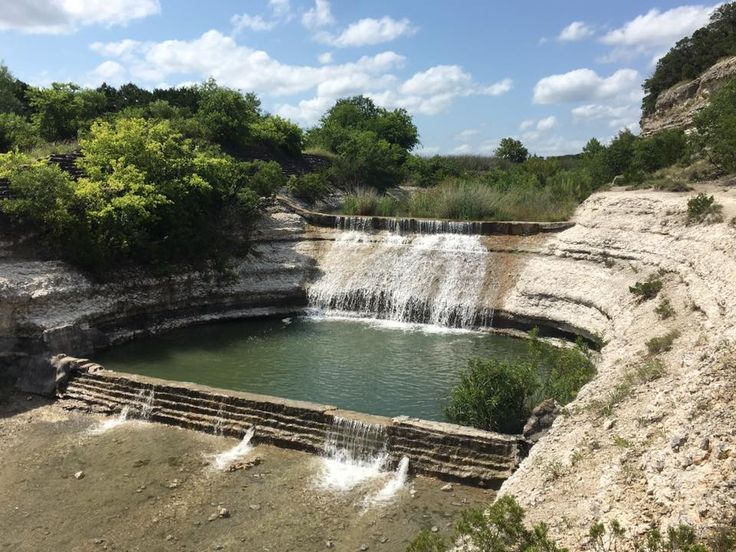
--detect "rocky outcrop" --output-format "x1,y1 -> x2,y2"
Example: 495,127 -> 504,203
640,55 -> 736,136
499,187 -> 736,547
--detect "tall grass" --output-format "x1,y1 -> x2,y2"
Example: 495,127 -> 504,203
340,174 -> 584,222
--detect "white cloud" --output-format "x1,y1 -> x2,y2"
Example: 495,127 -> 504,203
320,16 -> 417,48
302,0 -> 334,30
519,119 -> 535,131
600,4 -> 718,62
558,21 -> 594,42
87,60 -> 128,86
454,129 -> 479,142
536,115 -> 557,131
571,103 -> 640,130
231,14 -> 276,33
268,0 -> 291,19
452,143 -> 473,155
318,52 -> 333,64
0,0 -> 160,34
533,68 -> 640,104
483,78 -> 513,96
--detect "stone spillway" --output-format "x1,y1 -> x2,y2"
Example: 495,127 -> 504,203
60,366 -> 526,488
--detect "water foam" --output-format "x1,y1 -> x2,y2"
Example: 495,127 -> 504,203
212,427 -> 256,471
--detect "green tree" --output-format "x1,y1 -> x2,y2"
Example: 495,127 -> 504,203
330,129 -> 408,190
0,64 -> 27,114
250,115 -> 304,156
604,129 -> 638,178
495,138 -> 529,163
28,83 -> 107,141
196,79 -> 261,150
693,78 -> 736,172
0,113 -> 40,152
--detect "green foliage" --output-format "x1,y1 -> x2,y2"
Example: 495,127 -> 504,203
635,525 -> 711,552
406,530 -> 446,552
455,496 -> 568,552
250,115 -> 304,156
605,129 -> 638,180
446,331 -> 595,433
0,113 -> 40,152
633,129 -> 689,173
629,276 -> 663,302
330,129 -> 408,190
687,193 -> 724,224
590,520 -> 626,552
694,79 -> 736,173
646,330 -> 681,356
643,3 -> 736,115
244,160 -> 287,197
0,152 -> 75,239
287,172 -> 330,203
655,296 -> 675,319
28,83 -> 107,141
0,64 -> 28,114
196,79 -> 261,150
495,137 -> 529,163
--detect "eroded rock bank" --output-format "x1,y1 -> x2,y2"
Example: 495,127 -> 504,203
499,186 -> 736,547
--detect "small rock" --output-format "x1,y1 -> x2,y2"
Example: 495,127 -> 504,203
379,537 -> 388,543
440,484 -> 453,492
603,419 -> 616,431
165,535 -> 174,541
359,545 -> 369,551
325,541 -> 333,548
249,504 -> 261,510
218,507 -> 230,518
681,455 -> 693,469
699,437 -> 711,451
670,433 -> 688,451
431,526 -> 439,533
208,513 -> 219,522
409,489 -> 417,498
74,471 -> 85,480
653,458 -> 665,472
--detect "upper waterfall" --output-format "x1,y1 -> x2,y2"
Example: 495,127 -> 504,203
308,231 -> 496,329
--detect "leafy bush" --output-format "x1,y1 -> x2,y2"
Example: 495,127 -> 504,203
196,80 -> 260,150
244,160 -> 287,197
687,193 -> 723,224
28,83 -> 107,141
646,330 -> 681,356
287,172 -> 330,203
446,331 -> 595,433
0,113 -> 40,152
495,137 -> 529,163
330,129 -> 408,190
250,115 -> 304,156
655,296 -> 675,319
633,129 -> 689,173
0,64 -> 29,114
694,78 -> 736,173
630,277 -> 663,302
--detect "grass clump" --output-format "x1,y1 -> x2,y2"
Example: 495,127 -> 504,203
588,359 -> 666,418
446,330 -> 595,433
655,296 -> 675,319
646,330 -> 680,356
630,276 -> 663,302
687,193 -> 724,224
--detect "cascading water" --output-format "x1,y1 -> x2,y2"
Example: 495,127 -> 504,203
309,231 -> 496,329
319,417 -> 390,491
88,388 -> 154,435
367,456 -> 410,505
212,427 -> 256,471
89,405 -> 131,435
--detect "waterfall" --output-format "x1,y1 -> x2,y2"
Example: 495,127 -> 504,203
318,417 -> 390,491
309,231 -> 496,329
89,405 -> 130,435
212,427 -> 256,471
368,456 -> 410,505
134,388 -> 155,421
333,215 -> 484,235
88,387 -> 153,435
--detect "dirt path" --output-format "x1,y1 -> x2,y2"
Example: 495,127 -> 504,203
0,395 -> 491,552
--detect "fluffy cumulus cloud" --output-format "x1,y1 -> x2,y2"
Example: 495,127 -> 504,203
231,14 -> 276,33
571,103 -> 641,130
0,0 -> 160,34
302,0 -> 334,30
533,68 -> 640,104
319,16 -> 417,48
558,21 -> 594,42
600,4 -> 718,62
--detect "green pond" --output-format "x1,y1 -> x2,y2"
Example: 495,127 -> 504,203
95,316 -> 528,421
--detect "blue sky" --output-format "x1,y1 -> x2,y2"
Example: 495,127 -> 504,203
0,1 -> 721,155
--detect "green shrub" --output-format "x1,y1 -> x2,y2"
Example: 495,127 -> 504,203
196,80 -> 260,150
687,193 -> 723,224
646,330 -> 680,356
0,113 -> 40,152
446,358 -> 537,433
651,178 -> 693,192
287,172 -> 330,203
655,296 -> 675,319
406,530 -> 446,552
28,83 -> 107,141
634,129 -> 689,173
245,160 -> 287,197
446,331 -> 595,433
630,277 -> 663,302
694,78 -> 736,173
330,129 -> 408,190
495,137 -> 529,163
250,115 -> 304,156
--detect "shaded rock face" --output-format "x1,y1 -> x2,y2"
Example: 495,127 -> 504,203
523,399 -> 561,443
640,55 -> 736,136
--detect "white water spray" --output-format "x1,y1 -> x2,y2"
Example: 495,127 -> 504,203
309,232 -> 495,329
212,427 -> 256,471
89,405 -> 130,435
368,456 -> 410,505
318,417 -> 390,491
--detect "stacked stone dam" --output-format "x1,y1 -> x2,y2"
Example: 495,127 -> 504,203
61,368 -> 526,488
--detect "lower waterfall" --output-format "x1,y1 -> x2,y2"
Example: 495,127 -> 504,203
309,231 -> 496,329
